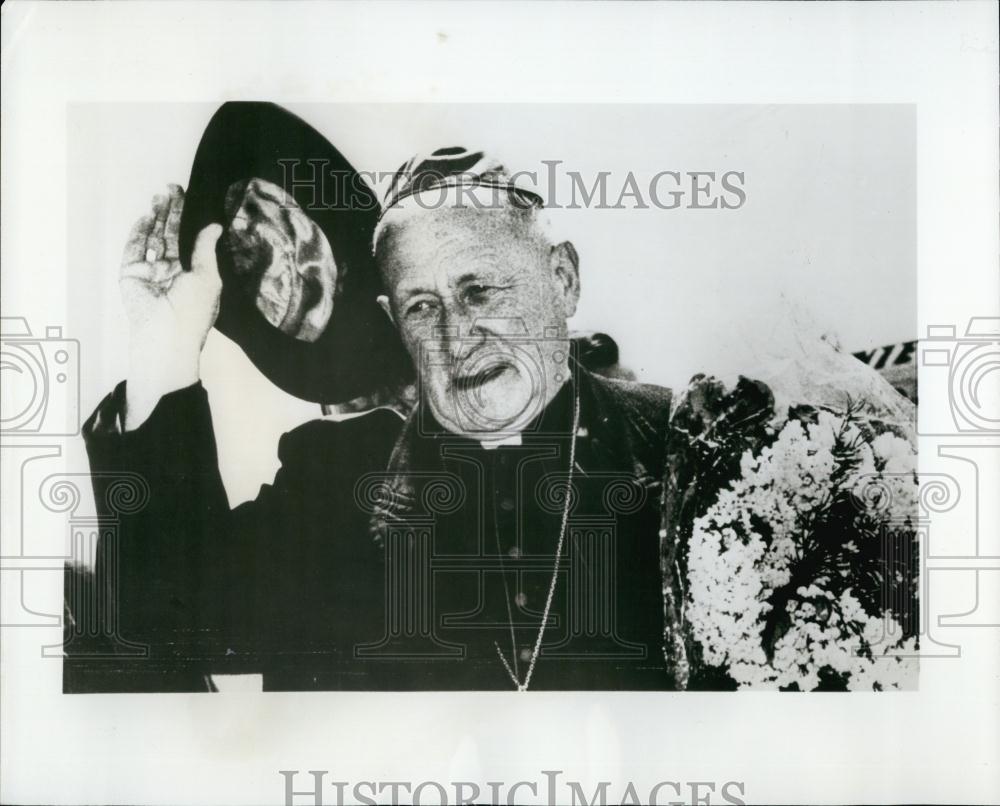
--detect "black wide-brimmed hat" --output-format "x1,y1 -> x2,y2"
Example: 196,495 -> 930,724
178,102 -> 411,403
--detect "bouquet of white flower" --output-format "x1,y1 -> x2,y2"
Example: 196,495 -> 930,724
661,373 -> 919,691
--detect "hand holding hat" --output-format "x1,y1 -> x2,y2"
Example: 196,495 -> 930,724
120,184 -> 223,429
119,102 -> 412,426
177,102 -> 411,404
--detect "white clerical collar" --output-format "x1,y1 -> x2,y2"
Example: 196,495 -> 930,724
478,432 -> 523,450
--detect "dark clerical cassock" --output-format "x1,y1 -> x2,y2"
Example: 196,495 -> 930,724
70,366 -> 685,691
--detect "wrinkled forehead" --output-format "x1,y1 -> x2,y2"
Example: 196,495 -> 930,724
375,190 -> 547,283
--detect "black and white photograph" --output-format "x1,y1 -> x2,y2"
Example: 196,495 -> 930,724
63,101 -> 921,694
2,2 -> 997,805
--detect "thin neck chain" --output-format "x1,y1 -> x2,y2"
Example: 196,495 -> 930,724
494,388 -> 580,692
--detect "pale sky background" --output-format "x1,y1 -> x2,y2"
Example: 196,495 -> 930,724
68,103 -> 915,503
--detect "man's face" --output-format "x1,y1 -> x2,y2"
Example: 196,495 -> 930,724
376,203 -> 580,436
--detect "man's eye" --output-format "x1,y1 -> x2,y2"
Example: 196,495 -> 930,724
465,284 -> 497,304
406,299 -> 437,317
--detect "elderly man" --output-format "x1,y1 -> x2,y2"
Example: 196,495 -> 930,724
79,149 -> 686,692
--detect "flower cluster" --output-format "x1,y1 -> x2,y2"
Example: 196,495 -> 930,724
666,376 -> 919,691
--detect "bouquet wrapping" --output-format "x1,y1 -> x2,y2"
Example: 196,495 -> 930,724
662,344 -> 919,691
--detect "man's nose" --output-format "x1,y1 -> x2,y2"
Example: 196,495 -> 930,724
434,304 -> 486,362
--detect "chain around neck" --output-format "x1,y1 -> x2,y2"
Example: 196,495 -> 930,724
494,386 -> 581,692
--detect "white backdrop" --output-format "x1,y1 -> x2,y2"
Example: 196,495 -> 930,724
69,103 -> 914,504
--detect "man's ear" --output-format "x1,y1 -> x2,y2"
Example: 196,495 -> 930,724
550,241 -> 581,316
377,294 -> 395,325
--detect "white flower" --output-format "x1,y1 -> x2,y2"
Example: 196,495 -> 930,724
686,409 -> 919,691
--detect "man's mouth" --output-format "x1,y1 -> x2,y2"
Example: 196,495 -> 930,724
452,363 -> 509,392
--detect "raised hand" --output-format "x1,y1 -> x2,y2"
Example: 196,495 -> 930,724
120,185 -> 223,429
